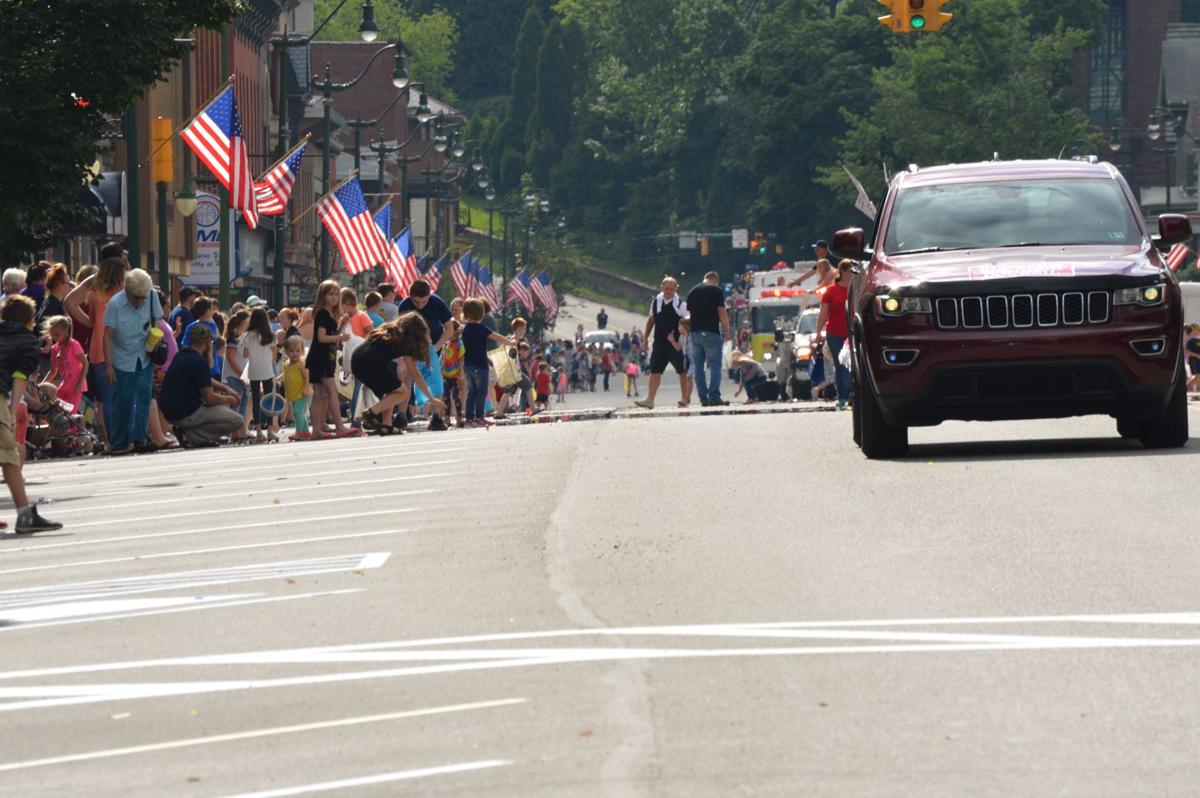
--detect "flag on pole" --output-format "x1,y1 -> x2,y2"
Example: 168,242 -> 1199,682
507,268 -> 535,313
316,176 -> 388,275
465,252 -> 482,297
254,136 -> 308,216
392,226 -> 422,293
532,271 -> 558,317
181,84 -> 259,228
373,204 -> 408,291
476,264 -> 500,309
424,254 -> 445,291
450,249 -> 473,297
1166,242 -> 1191,272
842,165 -> 877,220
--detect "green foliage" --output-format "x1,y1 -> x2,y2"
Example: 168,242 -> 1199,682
313,1 -> 459,98
0,0 -> 238,263
526,20 -> 573,185
491,4 -> 546,191
824,0 -> 1100,223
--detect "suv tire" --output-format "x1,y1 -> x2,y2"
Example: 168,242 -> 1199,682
1115,417 -> 1142,439
856,351 -> 908,459
1139,369 -> 1189,449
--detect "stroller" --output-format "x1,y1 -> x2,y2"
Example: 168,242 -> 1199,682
23,382 -> 100,459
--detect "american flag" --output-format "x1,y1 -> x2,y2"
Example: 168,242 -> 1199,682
316,176 -> 388,275
1166,242 -> 1191,272
466,252 -> 482,296
507,268 -> 535,313
181,84 -> 258,229
476,263 -> 500,310
533,271 -> 558,316
450,249 -> 473,298
424,254 -> 445,291
373,204 -> 407,292
253,136 -> 308,217
392,225 -> 422,294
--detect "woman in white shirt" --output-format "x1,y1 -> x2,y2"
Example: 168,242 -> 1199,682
242,308 -> 280,442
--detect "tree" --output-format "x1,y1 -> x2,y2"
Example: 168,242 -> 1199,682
825,0 -> 1099,219
526,20 -> 574,185
0,0 -> 238,263
491,3 -> 545,191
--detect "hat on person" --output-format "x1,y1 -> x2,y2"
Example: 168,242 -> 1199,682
246,295 -> 268,307
100,241 -> 128,259
812,240 -> 829,250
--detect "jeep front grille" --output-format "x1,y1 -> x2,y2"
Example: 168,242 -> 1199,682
934,292 -> 1111,330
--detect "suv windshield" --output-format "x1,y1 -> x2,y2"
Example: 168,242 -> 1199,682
883,178 -> 1143,254
797,312 -> 818,335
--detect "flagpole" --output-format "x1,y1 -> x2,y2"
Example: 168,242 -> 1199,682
290,170 -> 359,226
254,132 -> 312,182
138,74 -> 236,168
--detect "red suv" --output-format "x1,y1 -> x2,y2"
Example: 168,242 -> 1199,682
833,159 -> 1191,458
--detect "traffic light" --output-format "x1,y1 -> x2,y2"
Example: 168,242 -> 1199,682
923,0 -> 953,31
877,0 -> 952,33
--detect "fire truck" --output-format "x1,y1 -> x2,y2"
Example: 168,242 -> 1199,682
742,265 -> 824,362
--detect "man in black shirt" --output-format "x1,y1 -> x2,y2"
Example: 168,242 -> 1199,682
635,277 -> 690,409
160,324 -> 247,446
596,308 -> 608,329
685,271 -> 732,406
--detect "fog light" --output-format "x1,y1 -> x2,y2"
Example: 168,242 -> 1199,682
1142,286 -> 1160,303
884,297 -> 901,313
883,348 -> 919,366
1130,337 -> 1167,357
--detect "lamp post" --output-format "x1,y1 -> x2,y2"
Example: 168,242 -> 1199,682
269,1 -> 390,302
368,92 -> 446,228
313,39 -> 407,279
1109,113 -> 1194,212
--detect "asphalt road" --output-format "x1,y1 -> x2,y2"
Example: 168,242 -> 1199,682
2,405 -> 1199,796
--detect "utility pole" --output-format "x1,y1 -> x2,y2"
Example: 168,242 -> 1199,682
124,105 -> 141,269
219,25 -> 233,308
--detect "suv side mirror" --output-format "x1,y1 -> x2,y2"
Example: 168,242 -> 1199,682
1156,213 -> 1192,249
832,228 -> 866,260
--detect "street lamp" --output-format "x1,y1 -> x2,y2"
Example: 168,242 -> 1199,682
174,175 -> 198,218
451,133 -> 466,160
477,170 -> 491,190
415,91 -> 434,124
313,39 -> 406,278
358,1 -> 380,42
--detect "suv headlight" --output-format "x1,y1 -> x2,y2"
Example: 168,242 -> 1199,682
876,295 -> 932,317
1113,284 -> 1166,307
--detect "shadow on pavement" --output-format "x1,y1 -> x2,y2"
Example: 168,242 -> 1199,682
903,437 -> 1197,463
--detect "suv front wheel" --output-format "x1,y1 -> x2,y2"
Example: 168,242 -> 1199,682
1138,367 -> 1189,449
855,343 -> 908,459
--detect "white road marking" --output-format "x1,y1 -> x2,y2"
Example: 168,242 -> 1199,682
0,509 -> 416,553
0,699 -> 524,773
1,596 -> 253,622
25,438 -> 481,480
0,553 -> 391,610
46,460 -> 460,511
48,449 -> 469,493
1,589 -> 361,634
58,488 -> 438,530
215,760 -> 512,798
2,611 -> 1199,712
0,530 -> 408,577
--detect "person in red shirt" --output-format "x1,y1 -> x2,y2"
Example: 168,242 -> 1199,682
814,260 -> 854,410
534,361 -> 553,411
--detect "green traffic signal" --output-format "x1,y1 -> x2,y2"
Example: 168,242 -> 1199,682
911,14 -> 926,28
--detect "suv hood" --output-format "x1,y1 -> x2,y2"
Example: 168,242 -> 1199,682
875,245 -> 1163,290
